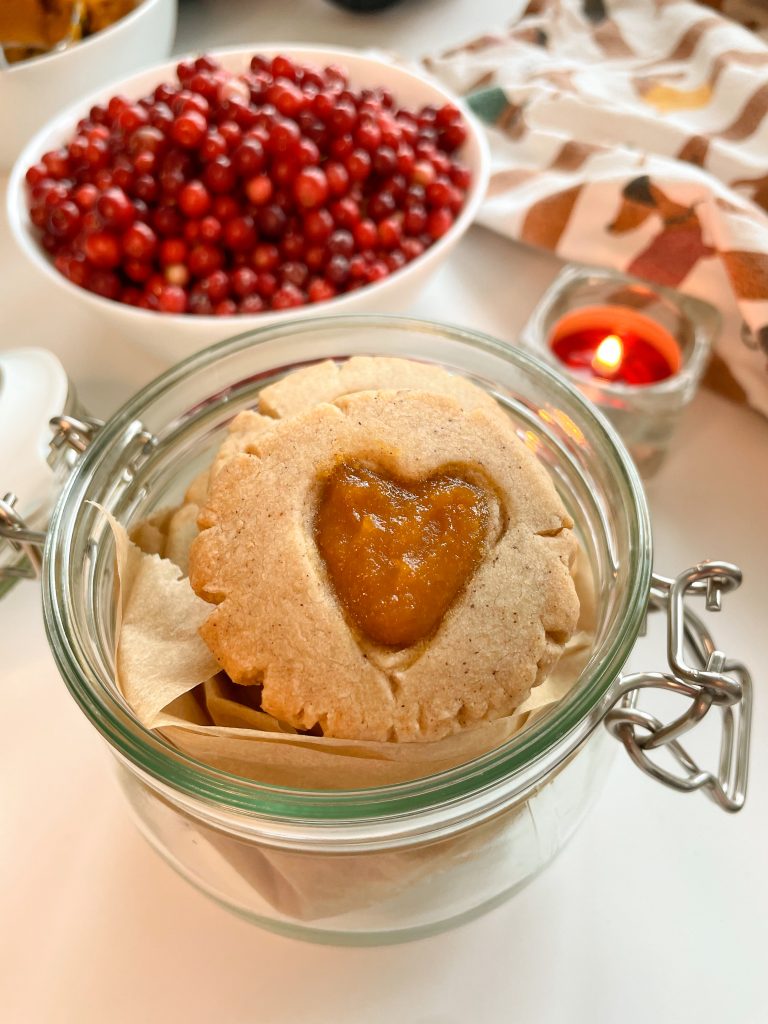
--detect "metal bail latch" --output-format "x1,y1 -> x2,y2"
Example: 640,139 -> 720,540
604,562 -> 752,813
0,414 -> 104,583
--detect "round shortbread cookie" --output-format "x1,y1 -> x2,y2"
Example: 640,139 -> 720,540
189,389 -> 579,743
258,355 -> 507,423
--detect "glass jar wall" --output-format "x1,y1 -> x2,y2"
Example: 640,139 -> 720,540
43,317 -> 651,942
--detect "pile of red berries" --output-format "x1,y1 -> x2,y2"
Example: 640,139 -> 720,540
25,54 -> 472,315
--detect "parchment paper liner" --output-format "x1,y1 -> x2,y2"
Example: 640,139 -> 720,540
114,512 -> 596,789
111,508 -> 597,921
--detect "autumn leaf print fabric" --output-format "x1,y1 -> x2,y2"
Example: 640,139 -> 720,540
426,0 -> 768,414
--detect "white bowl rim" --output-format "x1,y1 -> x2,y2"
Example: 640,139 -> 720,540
7,43 -> 490,329
1,0 -> 170,77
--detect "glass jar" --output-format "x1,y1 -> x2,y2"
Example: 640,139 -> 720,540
18,316 -> 750,944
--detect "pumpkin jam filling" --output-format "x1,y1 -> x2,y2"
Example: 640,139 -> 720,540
314,462 -> 491,648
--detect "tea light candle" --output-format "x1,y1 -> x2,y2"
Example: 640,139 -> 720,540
550,305 -> 682,386
520,266 -> 719,477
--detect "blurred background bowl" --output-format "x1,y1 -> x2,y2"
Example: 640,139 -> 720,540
0,0 -> 177,172
6,44 -> 490,364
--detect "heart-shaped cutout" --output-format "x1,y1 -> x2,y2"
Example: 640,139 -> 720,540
315,462 -> 491,648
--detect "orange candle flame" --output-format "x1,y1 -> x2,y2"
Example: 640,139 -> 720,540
592,333 -> 624,374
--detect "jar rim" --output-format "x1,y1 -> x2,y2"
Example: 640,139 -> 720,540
43,314 -> 652,822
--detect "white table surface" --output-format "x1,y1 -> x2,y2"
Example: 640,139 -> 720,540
1,2 -> 766,1022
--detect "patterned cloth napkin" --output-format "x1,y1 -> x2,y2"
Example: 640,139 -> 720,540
426,0 -> 768,416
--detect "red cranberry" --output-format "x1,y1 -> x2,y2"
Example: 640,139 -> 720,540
330,197 -> 360,228
203,156 -> 236,194
378,216 -> 402,248
96,187 -> 135,230
439,122 -> 467,152
272,157 -> 300,188
232,139 -> 265,176
157,284 -> 187,313
245,174 -> 273,205
308,278 -> 336,303
149,102 -> 174,132
366,260 -> 389,282
427,208 -> 454,238
212,195 -> 239,221
325,162 -> 349,197
46,201 -> 81,240
294,167 -> 328,209
42,149 -> 71,179
87,269 -> 121,299
223,215 -> 256,251
346,148 -> 371,182
368,190 -> 396,221
84,140 -> 109,169
195,54 -> 220,73
295,137 -> 320,166
189,289 -> 214,315
171,110 -> 208,148
200,131 -> 228,162
159,238 -> 187,265
272,283 -> 305,309
373,146 -> 397,175
281,261 -> 308,287
239,294 -> 265,313
355,120 -> 382,151
199,215 -> 223,243
175,92 -> 210,118
176,59 -> 197,83
188,243 -> 223,277
329,100 -> 356,135
123,222 -> 158,260
270,80 -> 306,118
197,269 -> 228,302
271,55 -> 297,81
404,204 -> 427,235
353,219 -> 377,249
252,243 -> 280,271
256,271 -> 278,298
231,266 -> 258,297
153,205 -> 184,236
257,204 -> 287,238
326,254 -> 350,285
178,180 -> 212,218
411,160 -> 436,186
184,220 -> 202,244
328,229 -> 354,257
84,231 -> 121,268
304,208 -> 333,243
190,71 -> 220,101
268,118 -> 301,154
450,163 -> 471,190
117,104 -> 149,134
214,298 -> 238,316
402,237 -> 425,261
25,163 -> 49,186
124,258 -> 153,283
73,184 -> 99,211
218,119 -> 243,148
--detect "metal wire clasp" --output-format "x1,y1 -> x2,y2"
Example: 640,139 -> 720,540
0,414 -> 104,583
604,562 -> 752,812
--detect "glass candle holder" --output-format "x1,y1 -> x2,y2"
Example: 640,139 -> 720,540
520,265 -> 719,477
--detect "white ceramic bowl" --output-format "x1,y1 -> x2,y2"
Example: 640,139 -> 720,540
7,45 -> 490,364
0,0 -> 177,171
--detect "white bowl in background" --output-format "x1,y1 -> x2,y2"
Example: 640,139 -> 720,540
7,45 -> 490,365
0,0 -> 177,172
